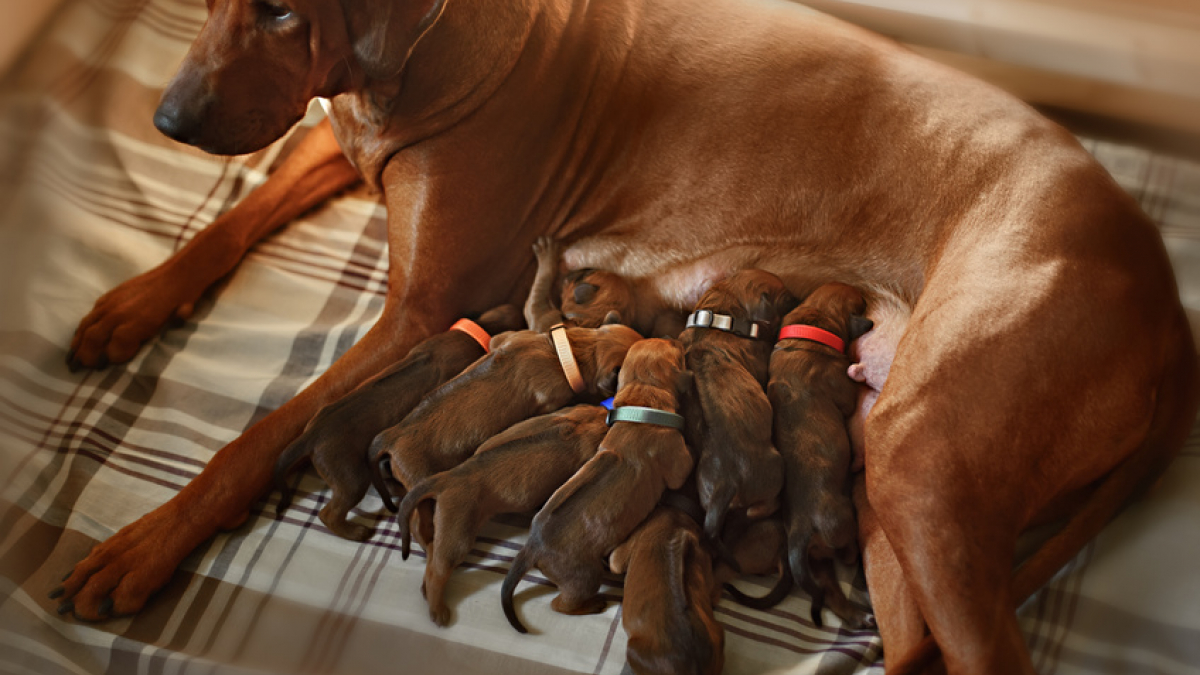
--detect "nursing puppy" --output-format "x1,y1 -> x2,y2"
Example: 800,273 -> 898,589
395,404 -> 609,627
609,500 -> 724,675
681,269 -> 798,543
272,304 -> 523,541
370,321 -> 640,546
501,337 -> 693,632
768,282 -> 875,628
525,236 -> 686,336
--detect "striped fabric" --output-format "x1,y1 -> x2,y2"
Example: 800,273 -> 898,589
1,1 -> 1198,674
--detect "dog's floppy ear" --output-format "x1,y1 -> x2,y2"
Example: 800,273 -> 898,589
602,310 -> 623,325
346,0 -> 449,82
848,315 -> 874,342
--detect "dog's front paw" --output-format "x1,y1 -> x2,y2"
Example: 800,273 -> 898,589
50,506 -> 197,620
68,264 -> 203,370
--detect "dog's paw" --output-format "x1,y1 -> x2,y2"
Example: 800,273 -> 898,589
51,511 -> 190,620
68,264 -> 203,370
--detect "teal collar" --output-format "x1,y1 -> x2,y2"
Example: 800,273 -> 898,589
606,405 -> 685,430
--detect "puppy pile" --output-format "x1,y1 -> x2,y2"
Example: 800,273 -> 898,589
274,237 -> 876,675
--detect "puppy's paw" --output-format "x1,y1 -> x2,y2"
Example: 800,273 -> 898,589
532,235 -> 560,263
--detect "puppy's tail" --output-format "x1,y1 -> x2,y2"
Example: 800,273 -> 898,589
396,479 -> 437,560
272,434 -> 315,516
367,436 -> 399,513
500,547 -> 535,634
724,559 -> 793,610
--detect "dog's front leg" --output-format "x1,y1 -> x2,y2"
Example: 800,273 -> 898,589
68,118 -> 360,369
53,159 -> 481,619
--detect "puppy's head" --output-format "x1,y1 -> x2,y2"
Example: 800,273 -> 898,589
783,282 -> 874,344
694,269 -> 798,335
559,268 -> 636,329
586,323 -> 642,397
615,338 -> 691,404
154,0 -> 448,154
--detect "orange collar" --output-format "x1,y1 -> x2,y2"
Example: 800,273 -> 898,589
548,324 -> 587,394
450,318 -> 492,352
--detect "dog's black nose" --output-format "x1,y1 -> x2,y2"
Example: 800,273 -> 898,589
153,103 -> 200,145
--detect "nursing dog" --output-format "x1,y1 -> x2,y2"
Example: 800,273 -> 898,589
59,0 -> 1199,670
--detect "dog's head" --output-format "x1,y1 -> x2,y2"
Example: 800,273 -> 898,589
559,268 -> 636,329
154,0 -> 448,154
615,338 -> 692,406
694,268 -> 798,336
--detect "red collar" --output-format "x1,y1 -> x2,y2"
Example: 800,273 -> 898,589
777,324 -> 845,352
449,318 -> 492,352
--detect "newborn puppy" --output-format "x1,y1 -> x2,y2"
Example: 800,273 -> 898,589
271,304 -> 523,541
608,499 -> 724,675
681,269 -> 797,544
395,404 -> 609,627
524,236 -> 686,336
501,337 -> 694,632
768,282 -> 875,628
371,321 -> 640,545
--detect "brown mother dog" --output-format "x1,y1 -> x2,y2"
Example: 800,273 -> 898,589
58,0 -> 1199,671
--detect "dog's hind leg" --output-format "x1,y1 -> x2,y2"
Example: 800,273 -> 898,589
68,118 -> 359,369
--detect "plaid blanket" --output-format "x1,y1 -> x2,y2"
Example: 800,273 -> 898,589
2,1 -> 1198,674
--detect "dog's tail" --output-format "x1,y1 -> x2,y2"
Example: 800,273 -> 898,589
724,559 -> 793,610
891,348 -> 1200,675
271,434 -> 316,516
367,436 -> 400,513
396,479 -> 437,559
500,546 -> 536,634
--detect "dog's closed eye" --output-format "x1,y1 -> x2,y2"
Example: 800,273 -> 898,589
253,0 -> 293,22
574,283 -> 597,304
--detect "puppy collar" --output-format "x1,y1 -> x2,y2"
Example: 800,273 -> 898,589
548,324 -> 587,394
449,318 -> 492,352
777,324 -> 845,353
686,310 -> 770,340
606,405 -> 685,430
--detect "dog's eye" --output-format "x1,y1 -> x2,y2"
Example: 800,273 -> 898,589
254,0 -> 293,20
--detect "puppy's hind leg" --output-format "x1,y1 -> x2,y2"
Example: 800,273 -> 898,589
547,561 -> 608,616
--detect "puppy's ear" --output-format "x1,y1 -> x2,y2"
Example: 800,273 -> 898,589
596,366 -> 620,398
345,0 -> 449,82
674,369 -> 695,404
750,293 -> 777,324
602,310 -> 623,325
848,315 -> 874,342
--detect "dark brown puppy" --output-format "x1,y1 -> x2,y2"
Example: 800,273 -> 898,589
271,305 -> 523,541
525,236 -> 685,336
501,337 -> 693,632
680,269 -> 797,544
769,282 -> 875,628
609,501 -> 724,675
371,321 -> 640,546
395,404 -> 609,627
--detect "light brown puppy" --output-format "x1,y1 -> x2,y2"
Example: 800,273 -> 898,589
681,269 -> 797,545
58,0 -> 1199,671
370,321 -> 640,545
271,304 -> 523,541
394,404 -> 609,627
609,500 -> 725,675
525,236 -> 686,336
768,282 -> 875,628
501,338 -> 693,632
